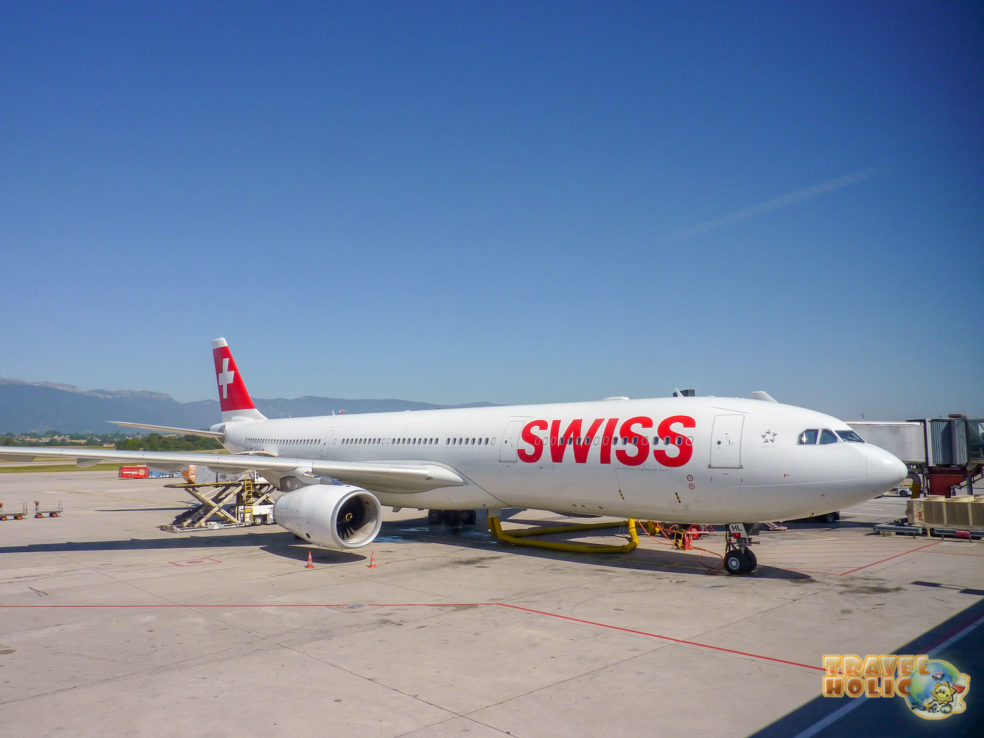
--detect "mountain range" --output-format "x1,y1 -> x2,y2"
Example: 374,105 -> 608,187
0,379 -> 494,434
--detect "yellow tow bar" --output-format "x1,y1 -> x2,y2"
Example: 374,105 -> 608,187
488,515 -> 639,554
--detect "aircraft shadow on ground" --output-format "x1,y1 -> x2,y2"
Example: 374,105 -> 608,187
0,512 -> 813,580
373,514 -> 815,581
0,532 -> 366,565
782,520 -> 884,531
0,530 -> 296,555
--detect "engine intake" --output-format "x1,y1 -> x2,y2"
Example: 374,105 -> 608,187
273,484 -> 382,549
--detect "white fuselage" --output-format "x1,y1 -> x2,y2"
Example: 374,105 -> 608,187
220,396 -> 906,524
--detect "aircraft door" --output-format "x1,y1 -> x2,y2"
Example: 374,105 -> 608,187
499,418 -> 531,462
709,414 -> 744,468
321,429 -> 337,458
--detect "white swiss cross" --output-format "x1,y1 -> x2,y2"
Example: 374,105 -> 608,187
218,357 -> 235,399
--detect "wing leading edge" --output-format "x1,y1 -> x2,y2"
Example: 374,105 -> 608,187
0,447 -> 464,494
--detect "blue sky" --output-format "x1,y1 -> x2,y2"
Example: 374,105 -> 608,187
1,1 -> 981,421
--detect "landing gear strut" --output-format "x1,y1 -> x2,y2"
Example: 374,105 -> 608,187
723,523 -> 758,574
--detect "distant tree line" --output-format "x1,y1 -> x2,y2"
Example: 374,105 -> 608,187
115,434 -> 223,451
1,431 -> 128,446
1,431 -> 221,451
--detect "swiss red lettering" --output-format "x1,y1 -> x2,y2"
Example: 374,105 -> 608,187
600,417 -> 618,464
615,416 -> 652,466
550,418 -> 602,463
517,414 -> 697,468
573,418 -> 603,462
653,415 -> 696,467
518,419 -> 547,463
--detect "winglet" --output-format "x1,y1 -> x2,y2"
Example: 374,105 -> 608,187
211,338 -> 266,422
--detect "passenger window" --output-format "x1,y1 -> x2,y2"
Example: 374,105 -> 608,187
819,429 -> 838,445
798,430 -> 819,445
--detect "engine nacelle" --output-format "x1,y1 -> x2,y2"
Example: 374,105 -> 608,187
273,484 -> 382,550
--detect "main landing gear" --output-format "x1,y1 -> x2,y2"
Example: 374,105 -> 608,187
723,523 -> 758,574
427,509 -> 478,527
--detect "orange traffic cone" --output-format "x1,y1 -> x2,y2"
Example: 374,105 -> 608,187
305,550 -> 314,569
368,552 -> 377,569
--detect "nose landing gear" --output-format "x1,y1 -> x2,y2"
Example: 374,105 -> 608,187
723,523 -> 758,574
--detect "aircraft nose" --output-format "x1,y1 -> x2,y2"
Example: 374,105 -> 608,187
866,446 -> 907,492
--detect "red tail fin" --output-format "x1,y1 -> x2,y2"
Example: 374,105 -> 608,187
211,338 -> 265,422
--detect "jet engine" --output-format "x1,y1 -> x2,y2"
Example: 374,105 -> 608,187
273,484 -> 382,550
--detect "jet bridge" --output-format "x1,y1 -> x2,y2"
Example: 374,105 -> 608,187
849,416 -> 984,497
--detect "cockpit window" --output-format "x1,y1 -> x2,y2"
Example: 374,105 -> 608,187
835,429 -> 865,443
819,429 -> 838,444
798,429 -> 819,445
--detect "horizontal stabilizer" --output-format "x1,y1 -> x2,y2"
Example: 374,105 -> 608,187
109,421 -> 224,439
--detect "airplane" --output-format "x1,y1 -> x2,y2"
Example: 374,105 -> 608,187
0,338 -> 907,574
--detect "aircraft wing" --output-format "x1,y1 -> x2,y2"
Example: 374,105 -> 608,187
0,447 -> 465,494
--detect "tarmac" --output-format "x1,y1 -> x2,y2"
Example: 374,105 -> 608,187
1,470 -> 982,737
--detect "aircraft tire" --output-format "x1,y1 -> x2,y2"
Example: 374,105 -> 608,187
462,510 -> 477,525
427,509 -> 442,525
744,548 -> 757,572
442,510 -> 462,527
724,550 -> 747,575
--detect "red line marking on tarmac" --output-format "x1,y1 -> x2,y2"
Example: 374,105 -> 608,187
837,540 -> 941,576
0,601 -> 822,672
496,603 -> 824,672
794,540 -> 942,576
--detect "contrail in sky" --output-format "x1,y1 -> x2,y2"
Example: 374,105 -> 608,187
662,168 -> 875,242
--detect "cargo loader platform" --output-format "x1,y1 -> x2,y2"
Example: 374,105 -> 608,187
159,477 -> 279,532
